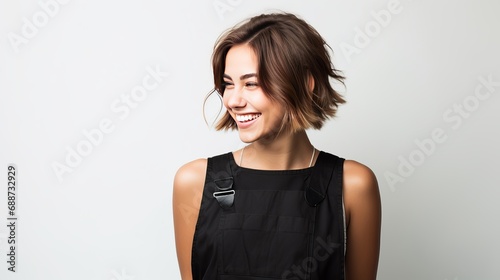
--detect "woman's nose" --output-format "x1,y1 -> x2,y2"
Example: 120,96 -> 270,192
225,87 -> 246,108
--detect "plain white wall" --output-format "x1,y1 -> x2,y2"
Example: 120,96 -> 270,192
1,0 -> 499,279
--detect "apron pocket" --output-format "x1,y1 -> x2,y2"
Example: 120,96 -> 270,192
219,213 -> 311,278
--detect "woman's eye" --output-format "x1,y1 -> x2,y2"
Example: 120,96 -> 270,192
222,81 -> 234,89
245,82 -> 258,88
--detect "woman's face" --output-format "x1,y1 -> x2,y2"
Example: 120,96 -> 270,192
223,44 -> 285,143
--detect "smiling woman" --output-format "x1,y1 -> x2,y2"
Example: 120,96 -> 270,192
221,44 -> 285,143
173,12 -> 381,280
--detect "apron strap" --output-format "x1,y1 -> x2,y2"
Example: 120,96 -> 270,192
305,152 -> 344,207
209,153 -> 236,209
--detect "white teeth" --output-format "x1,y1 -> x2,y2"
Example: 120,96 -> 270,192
236,114 -> 261,122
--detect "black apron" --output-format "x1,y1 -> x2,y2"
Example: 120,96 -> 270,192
192,151 -> 345,280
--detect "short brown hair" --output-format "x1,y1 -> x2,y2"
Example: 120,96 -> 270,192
210,12 -> 345,132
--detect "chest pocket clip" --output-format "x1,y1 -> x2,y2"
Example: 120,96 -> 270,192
213,177 -> 235,209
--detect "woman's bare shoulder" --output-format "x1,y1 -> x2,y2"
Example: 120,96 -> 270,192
174,158 -> 208,192
342,159 -> 381,223
343,159 -> 379,195
342,159 -> 381,278
172,158 -> 208,280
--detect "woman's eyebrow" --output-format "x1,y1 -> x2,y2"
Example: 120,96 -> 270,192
223,73 -> 257,80
240,73 -> 257,80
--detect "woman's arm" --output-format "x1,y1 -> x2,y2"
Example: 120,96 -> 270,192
172,159 -> 207,280
343,160 -> 382,280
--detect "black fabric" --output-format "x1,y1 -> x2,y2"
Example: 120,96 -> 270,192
191,151 -> 345,280
305,151 -> 337,207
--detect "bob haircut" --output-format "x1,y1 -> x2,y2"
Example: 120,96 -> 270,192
210,12 -> 346,132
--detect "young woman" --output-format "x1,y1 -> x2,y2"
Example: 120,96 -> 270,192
173,12 -> 381,280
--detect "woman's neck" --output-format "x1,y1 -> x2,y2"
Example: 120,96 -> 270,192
238,130 -> 317,170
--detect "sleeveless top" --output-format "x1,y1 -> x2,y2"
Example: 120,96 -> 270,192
191,151 -> 345,280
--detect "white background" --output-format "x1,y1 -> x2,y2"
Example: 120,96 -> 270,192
1,0 -> 499,279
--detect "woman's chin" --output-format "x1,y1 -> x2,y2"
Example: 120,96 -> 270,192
238,135 -> 255,143
237,131 -> 257,143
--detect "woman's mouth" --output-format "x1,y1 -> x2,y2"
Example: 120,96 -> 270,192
236,113 -> 261,123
